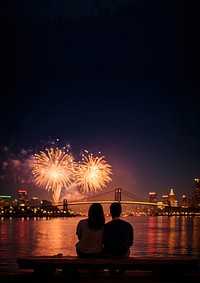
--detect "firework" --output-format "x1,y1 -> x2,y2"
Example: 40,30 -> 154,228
75,154 -> 112,193
32,148 -> 76,204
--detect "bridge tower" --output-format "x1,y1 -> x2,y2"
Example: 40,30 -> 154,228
63,199 -> 68,211
115,188 -> 121,202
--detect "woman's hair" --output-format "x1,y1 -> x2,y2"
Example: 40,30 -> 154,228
88,203 -> 105,230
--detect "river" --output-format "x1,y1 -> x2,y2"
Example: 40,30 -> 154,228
0,216 -> 200,271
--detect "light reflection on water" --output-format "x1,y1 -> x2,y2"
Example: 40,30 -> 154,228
0,216 -> 200,270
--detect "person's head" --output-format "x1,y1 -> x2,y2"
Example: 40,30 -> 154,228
110,202 -> 122,218
88,203 -> 105,230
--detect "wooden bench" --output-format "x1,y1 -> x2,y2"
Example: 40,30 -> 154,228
17,255 -> 199,276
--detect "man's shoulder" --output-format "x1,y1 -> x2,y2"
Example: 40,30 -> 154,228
119,219 -> 133,228
78,218 -> 88,225
105,219 -> 132,226
105,220 -> 112,225
105,220 -> 114,227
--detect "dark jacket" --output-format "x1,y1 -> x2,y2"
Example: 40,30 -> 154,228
103,219 -> 134,256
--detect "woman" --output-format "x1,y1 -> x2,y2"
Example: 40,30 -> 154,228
75,203 -> 105,258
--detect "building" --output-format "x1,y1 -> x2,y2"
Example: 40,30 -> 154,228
162,195 -> 169,205
149,192 -> 157,214
168,188 -> 178,207
28,197 -> 41,207
188,196 -> 194,208
194,179 -> 200,209
181,195 -> 187,208
0,195 -> 11,207
149,192 -> 157,203
12,199 -> 18,206
168,188 -> 175,206
18,190 -> 27,206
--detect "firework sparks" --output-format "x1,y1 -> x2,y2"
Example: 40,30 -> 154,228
75,154 -> 112,193
32,148 -> 76,204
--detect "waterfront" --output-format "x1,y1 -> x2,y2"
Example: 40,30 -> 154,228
1,216 -> 200,272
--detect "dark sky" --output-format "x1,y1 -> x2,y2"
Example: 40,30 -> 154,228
1,0 -> 200,203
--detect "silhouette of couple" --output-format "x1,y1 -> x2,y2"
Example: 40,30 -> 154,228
75,202 -> 134,259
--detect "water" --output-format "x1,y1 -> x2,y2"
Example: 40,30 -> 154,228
0,216 -> 200,271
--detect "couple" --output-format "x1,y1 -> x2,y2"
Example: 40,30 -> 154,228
75,202 -> 134,258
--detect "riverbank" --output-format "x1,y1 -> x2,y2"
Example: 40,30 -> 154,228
1,268 -> 200,283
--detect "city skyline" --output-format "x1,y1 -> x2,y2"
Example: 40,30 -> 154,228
0,182 -> 198,207
1,185 -> 200,219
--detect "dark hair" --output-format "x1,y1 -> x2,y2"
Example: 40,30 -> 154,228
88,203 -> 105,230
110,202 -> 122,217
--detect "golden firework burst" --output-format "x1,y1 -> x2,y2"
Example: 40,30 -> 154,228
75,154 -> 112,193
32,148 -> 76,204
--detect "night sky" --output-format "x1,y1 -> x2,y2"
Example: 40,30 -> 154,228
1,0 -> 200,203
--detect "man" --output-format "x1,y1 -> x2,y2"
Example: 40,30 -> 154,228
103,202 -> 134,258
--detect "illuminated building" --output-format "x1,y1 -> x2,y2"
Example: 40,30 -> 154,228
188,196 -> 194,208
28,197 -> 41,207
162,194 -> 169,205
0,195 -> 11,207
181,195 -> 187,208
194,179 -> 200,208
18,190 -> 27,206
149,192 -> 157,203
168,188 -> 175,206
149,192 -> 157,214
168,188 -> 178,207
12,199 -> 18,206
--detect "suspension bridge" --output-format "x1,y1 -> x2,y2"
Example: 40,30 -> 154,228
59,188 -> 167,210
